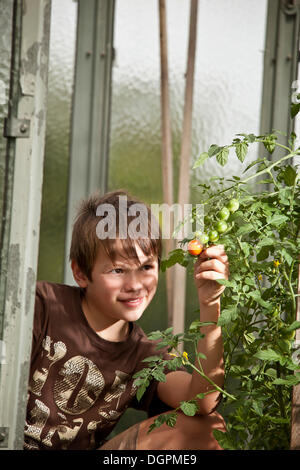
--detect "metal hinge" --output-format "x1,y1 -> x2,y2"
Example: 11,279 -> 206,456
0,427 -> 9,448
3,117 -> 31,138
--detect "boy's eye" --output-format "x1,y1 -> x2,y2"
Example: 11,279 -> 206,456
142,264 -> 154,271
111,268 -> 123,274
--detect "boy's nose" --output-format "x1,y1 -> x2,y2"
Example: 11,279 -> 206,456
122,273 -> 143,292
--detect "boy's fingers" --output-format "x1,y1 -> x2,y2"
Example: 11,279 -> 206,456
195,259 -> 228,276
195,270 -> 228,281
196,245 -> 228,265
200,245 -> 226,258
195,245 -> 229,280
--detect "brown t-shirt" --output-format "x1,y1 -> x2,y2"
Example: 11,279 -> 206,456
24,281 -> 173,450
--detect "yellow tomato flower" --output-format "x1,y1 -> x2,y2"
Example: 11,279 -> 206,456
182,351 -> 189,364
273,260 -> 280,268
258,274 -> 262,281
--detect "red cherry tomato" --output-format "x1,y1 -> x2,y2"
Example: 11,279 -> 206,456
187,239 -> 203,256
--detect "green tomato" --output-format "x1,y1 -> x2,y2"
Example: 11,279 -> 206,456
226,198 -> 240,213
208,230 -> 219,242
199,232 -> 209,244
215,220 -> 228,234
217,207 -> 230,221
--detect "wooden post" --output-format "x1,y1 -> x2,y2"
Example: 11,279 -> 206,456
172,0 -> 198,338
291,253 -> 300,449
158,0 -> 174,326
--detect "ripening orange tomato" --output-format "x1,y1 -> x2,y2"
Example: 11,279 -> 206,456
187,239 -> 203,256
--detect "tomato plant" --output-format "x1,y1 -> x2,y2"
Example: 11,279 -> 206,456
134,120 -> 300,450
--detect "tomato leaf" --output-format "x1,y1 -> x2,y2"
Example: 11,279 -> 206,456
266,214 -> 288,226
152,369 -> 167,382
160,249 -> 186,272
208,144 -> 221,157
291,102 -> 300,118
136,382 -> 148,401
256,245 -> 270,261
236,223 -> 253,236
254,349 -> 283,362
213,429 -> 235,450
281,248 -> 293,266
216,147 -> 229,166
193,152 -> 209,169
281,165 -> 297,186
217,307 -> 238,326
215,278 -> 236,288
166,412 -> 178,428
248,291 -> 272,309
235,141 -> 248,162
272,375 -> 300,386
142,355 -> 162,363
180,401 -> 198,416
284,321 -> 300,332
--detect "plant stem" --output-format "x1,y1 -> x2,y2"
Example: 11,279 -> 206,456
172,343 -> 236,402
256,139 -> 293,154
282,266 -> 297,316
186,360 -> 237,401
203,150 -> 296,205
276,363 -> 287,420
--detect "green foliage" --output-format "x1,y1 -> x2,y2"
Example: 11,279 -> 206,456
134,127 -> 300,450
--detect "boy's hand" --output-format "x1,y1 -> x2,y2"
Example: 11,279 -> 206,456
194,244 -> 229,306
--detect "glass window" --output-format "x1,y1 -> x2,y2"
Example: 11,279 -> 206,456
108,0 -> 268,333
37,0 -> 77,282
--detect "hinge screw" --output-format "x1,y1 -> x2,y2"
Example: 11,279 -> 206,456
20,123 -> 28,133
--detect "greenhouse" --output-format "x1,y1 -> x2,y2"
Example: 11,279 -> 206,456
0,0 -> 299,452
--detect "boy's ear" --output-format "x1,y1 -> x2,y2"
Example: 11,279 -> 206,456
71,260 -> 89,288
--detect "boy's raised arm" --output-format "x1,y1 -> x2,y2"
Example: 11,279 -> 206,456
157,245 -> 228,415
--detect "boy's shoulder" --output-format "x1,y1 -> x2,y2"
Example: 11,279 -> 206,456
36,280 -> 81,309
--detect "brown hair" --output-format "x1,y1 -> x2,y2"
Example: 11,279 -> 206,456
69,190 -> 162,281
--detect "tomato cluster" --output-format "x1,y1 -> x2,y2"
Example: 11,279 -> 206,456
187,198 -> 239,256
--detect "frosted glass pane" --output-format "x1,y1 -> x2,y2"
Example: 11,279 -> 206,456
191,0 -> 267,184
37,0 -> 77,282
109,0 -> 267,201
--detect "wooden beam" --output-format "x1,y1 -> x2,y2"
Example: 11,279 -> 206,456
158,0 -> 175,326
172,0 -> 198,338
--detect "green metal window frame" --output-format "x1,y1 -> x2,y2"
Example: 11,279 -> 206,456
260,0 -> 300,146
64,0 -> 115,285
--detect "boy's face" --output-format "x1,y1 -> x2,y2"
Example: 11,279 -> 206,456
72,239 -> 159,326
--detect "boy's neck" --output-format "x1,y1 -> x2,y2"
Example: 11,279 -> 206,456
81,298 -> 130,342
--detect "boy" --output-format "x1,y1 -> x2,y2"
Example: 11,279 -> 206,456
24,190 -> 228,450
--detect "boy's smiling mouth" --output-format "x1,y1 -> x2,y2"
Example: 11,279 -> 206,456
117,296 -> 144,307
